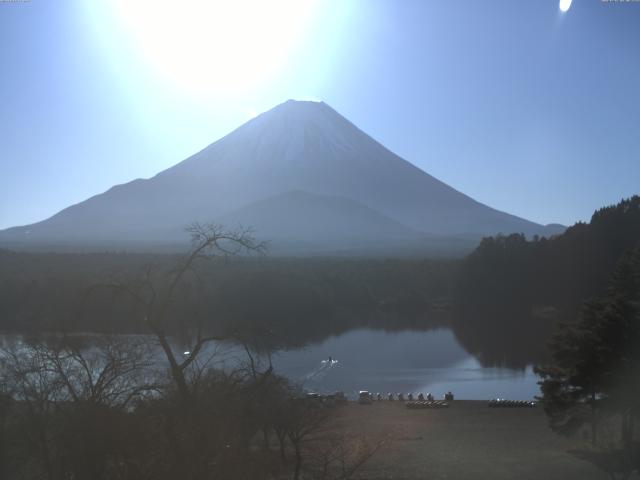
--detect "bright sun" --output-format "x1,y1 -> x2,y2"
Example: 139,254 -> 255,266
559,0 -> 572,13
109,0 -> 320,96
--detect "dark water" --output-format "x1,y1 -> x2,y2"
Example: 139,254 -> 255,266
1,328 -> 540,401
218,328 -> 540,401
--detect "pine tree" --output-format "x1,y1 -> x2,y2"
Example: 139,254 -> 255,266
535,245 -> 640,478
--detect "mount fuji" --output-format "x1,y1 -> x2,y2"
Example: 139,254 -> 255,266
0,100 -> 564,255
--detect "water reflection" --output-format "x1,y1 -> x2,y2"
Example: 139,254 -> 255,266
266,329 -> 540,400
0,328 -> 541,401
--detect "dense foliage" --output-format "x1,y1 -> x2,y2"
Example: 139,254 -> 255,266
0,252 -> 457,349
535,246 -> 640,479
454,196 -> 640,366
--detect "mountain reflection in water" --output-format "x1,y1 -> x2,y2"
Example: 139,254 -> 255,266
0,328 -> 540,401
254,329 -> 539,400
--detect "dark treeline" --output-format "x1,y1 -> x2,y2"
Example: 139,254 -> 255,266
0,250 -> 457,351
2,197 -> 638,370
535,245 -> 640,478
454,196 -> 640,367
0,225 -> 389,480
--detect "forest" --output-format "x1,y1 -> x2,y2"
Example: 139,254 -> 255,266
0,225 -> 394,480
0,198 -> 639,479
454,196 -> 640,366
0,248 -> 457,351
1,196 -> 639,365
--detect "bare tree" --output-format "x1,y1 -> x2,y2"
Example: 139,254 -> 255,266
284,399 -> 332,480
76,224 -> 267,479
0,335 -> 157,480
307,431 -> 387,480
87,223 -> 266,401
275,398 -> 386,480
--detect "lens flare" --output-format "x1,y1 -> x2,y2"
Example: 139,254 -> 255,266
559,0 -> 572,13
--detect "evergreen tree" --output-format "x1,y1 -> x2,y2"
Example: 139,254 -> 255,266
535,245 -> 640,478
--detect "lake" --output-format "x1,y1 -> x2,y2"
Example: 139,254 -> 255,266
218,328 -> 540,401
0,328 -> 541,401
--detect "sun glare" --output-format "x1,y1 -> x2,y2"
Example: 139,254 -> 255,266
109,0 -> 320,97
559,0 -> 572,13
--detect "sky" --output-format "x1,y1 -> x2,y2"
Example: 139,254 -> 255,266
1,0 -> 639,229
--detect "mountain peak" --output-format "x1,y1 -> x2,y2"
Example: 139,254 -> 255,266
284,97 -> 323,104
218,98 -> 356,158
259,98 -> 331,120
0,100 -> 562,254
283,98 -> 324,106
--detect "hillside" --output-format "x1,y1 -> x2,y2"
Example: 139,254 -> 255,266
454,195 -> 640,366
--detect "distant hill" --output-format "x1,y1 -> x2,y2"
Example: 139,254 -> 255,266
0,100 -> 563,255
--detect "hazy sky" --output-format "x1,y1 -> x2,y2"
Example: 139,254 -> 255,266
1,0 -> 639,229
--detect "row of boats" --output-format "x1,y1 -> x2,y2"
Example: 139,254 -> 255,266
406,399 -> 536,409
358,391 -> 455,404
356,391 -> 536,408
488,399 -> 537,408
406,400 -> 450,409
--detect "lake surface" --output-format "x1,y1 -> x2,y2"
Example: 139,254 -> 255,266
1,328 -> 541,401
219,328 -> 540,401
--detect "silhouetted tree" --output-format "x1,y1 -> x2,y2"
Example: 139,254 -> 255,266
456,196 -> 640,367
0,224 -> 397,480
284,398 -> 331,480
536,245 -> 640,479
0,335 -> 156,480
89,222 -> 266,402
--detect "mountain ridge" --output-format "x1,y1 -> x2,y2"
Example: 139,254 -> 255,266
0,99 -> 565,255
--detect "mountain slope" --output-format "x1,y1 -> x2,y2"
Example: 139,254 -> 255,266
0,100 -> 562,253
220,190 -> 419,240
